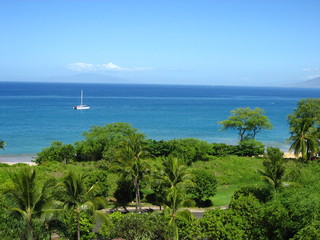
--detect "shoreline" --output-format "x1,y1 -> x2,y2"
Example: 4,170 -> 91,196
0,154 -> 36,165
0,151 -> 297,166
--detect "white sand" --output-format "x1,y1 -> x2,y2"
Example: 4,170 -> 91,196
0,154 -> 37,165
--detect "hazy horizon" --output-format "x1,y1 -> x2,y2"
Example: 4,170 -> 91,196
1,0 -> 319,86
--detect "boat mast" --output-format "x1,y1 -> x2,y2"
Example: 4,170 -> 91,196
80,90 -> 83,105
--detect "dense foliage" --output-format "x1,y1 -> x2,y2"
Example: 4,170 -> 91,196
288,98 -> 320,161
2,98 -> 320,239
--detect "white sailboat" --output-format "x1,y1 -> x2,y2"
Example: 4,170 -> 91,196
73,90 -> 90,110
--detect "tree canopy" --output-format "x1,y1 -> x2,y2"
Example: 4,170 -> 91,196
288,98 -> 320,161
0,139 -> 5,150
219,107 -> 273,141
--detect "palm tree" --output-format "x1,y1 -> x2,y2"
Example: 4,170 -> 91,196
150,157 -> 193,210
289,118 -> 319,162
5,167 -> 53,240
160,156 -> 192,188
59,171 -> 106,240
258,147 -> 285,193
157,157 -> 194,240
164,187 -> 195,240
114,133 -> 150,212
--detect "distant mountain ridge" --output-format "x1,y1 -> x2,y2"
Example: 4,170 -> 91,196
0,73 -> 129,84
286,77 -> 320,88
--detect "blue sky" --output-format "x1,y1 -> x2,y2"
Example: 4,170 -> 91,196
0,0 -> 319,86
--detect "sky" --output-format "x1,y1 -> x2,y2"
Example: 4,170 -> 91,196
0,0 -> 319,86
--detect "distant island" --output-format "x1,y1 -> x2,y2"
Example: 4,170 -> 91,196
286,76 -> 320,88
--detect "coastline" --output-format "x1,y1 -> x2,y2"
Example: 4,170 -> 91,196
0,151 -> 297,166
0,154 -> 36,165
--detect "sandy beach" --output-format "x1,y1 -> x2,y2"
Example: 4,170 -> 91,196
0,154 -> 37,165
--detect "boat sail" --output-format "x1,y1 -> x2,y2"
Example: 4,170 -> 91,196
73,90 -> 90,110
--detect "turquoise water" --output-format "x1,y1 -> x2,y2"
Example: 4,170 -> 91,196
0,82 -> 319,156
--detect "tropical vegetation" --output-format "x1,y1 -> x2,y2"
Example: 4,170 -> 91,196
0,98 -> 320,239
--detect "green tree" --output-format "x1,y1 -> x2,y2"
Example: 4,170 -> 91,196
113,177 -> 135,210
59,171 -> 106,240
75,122 -> 138,162
288,98 -> 320,161
229,194 -> 263,239
235,139 -> 265,157
4,167 -> 53,240
35,141 -> 75,164
292,221 -> 320,239
168,138 -> 212,165
0,139 -> 5,150
260,201 -> 292,240
155,157 -> 194,240
146,139 -> 173,157
191,209 -> 244,240
189,170 -> 217,207
158,156 -> 193,190
100,212 -> 166,240
259,147 -> 285,193
219,107 -> 273,141
288,98 -> 320,130
288,119 -> 319,162
164,187 -> 195,240
113,132 -> 150,212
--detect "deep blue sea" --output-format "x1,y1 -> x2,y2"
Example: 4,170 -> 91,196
0,82 -> 319,158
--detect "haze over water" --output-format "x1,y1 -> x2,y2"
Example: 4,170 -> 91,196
1,82 -> 319,158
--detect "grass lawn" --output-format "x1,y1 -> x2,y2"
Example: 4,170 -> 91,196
211,184 -> 239,207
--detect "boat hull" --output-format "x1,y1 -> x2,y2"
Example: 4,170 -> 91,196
73,105 -> 90,110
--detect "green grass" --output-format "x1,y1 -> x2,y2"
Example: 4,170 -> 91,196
211,185 -> 239,207
191,155 -> 266,206
192,155 -> 264,185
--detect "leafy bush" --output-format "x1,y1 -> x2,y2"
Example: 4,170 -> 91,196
100,212 -> 166,240
211,143 -> 237,156
232,185 -> 273,203
75,122 -> 139,162
189,170 -> 217,207
34,141 -> 75,164
190,209 -> 245,239
168,138 -> 212,165
260,201 -> 294,240
235,139 -> 265,157
68,213 -> 96,240
146,139 -> 173,157
292,221 -> 320,240
84,169 -> 109,197
229,194 -> 264,239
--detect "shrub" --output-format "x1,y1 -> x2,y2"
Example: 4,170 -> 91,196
84,169 -> 109,197
189,170 -> 217,207
168,138 -> 212,165
211,143 -> 237,156
190,209 -> 245,239
292,221 -> 320,240
100,212 -> 166,240
232,185 -> 273,203
34,141 -> 75,164
146,139 -> 173,157
235,139 -> 265,157
229,194 -> 264,239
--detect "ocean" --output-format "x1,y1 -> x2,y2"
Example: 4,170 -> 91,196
0,82 -> 319,160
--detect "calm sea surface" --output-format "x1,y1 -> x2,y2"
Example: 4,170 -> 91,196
0,82 -> 319,156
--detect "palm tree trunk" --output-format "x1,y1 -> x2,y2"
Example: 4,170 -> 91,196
134,178 -> 142,213
77,208 -> 81,240
27,211 -> 34,240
